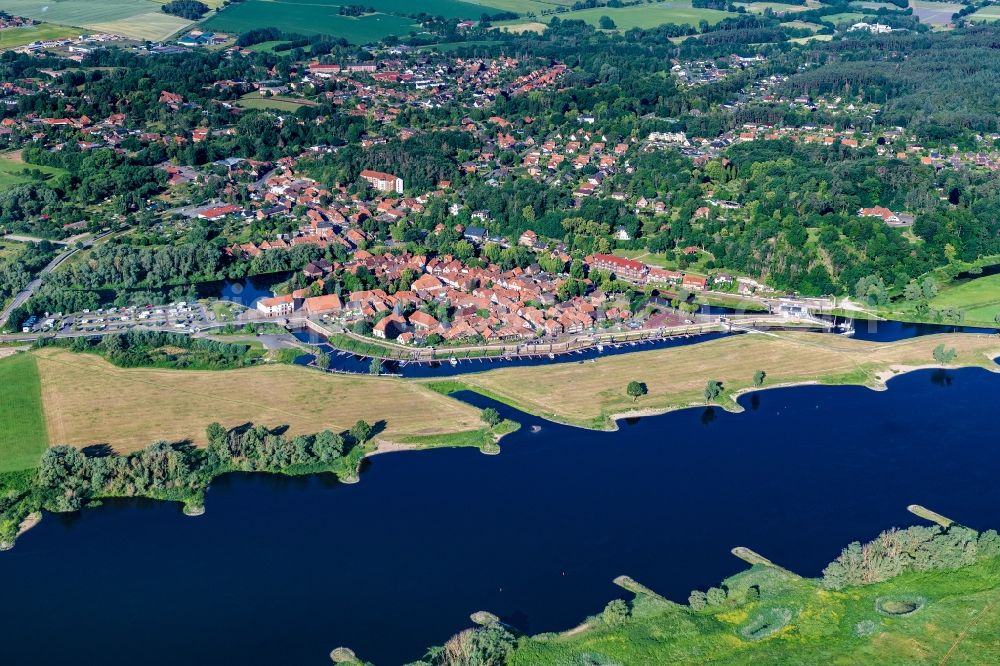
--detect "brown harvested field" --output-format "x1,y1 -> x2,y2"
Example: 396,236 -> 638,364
453,332 -> 1000,428
35,348 -> 483,453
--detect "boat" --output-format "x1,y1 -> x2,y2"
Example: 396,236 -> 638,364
597,344 -> 605,352
548,353 -> 555,360
449,357 -> 458,366
838,321 -> 855,336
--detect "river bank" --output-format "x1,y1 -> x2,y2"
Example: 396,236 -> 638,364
6,365 -> 1000,664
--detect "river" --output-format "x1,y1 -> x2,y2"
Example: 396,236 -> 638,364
3,366 -> 1000,664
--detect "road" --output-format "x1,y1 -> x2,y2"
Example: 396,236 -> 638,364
0,246 -> 77,328
0,230 -> 114,329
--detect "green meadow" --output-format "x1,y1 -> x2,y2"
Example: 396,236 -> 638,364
526,0 -> 735,30
204,0 -> 505,43
0,353 -> 48,474
0,152 -> 66,193
929,273 -> 1000,325
0,23 -> 81,50
509,554 -> 1000,664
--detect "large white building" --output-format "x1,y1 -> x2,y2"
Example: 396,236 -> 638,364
360,169 -> 403,194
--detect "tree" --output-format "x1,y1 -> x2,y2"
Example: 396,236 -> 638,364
466,622 -> 516,666
626,380 -> 648,402
206,422 -> 227,449
599,15 -> 617,29
706,586 -> 728,606
315,350 -> 331,370
753,369 -> 766,387
369,357 -> 381,375
350,419 -> 373,445
603,599 -> 630,626
481,407 -> 502,427
933,344 -> 957,363
688,590 -> 708,610
704,379 -> 724,402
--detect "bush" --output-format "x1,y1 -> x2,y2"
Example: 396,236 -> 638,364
602,599 -> 630,627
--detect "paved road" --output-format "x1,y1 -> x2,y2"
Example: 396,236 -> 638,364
0,247 -> 77,328
0,230 -> 115,329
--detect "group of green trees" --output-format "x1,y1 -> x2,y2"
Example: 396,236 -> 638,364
161,0 -> 210,19
2,420 -> 373,546
822,525 -> 1000,590
37,330 -> 261,370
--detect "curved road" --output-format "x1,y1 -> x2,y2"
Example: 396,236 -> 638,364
0,230 -> 113,329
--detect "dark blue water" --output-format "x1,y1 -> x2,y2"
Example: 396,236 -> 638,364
291,329 -> 732,377
195,272 -> 291,308
4,367 -> 1000,665
831,316 -> 997,342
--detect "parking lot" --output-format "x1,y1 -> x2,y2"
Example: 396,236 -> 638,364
22,301 -> 211,336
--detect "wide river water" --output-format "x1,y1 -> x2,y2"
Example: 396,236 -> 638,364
3,365 -> 1000,664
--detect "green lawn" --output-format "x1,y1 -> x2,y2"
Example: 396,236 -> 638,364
929,273 -> 1000,325
0,23 -> 81,50
0,151 -> 66,193
527,0 -> 735,29
0,353 -> 48,473
236,92 -> 311,112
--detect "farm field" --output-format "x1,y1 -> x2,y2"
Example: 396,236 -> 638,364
450,331 -> 1000,428
529,1 -> 735,29
204,0 -> 504,42
0,353 -> 48,473
0,0 -> 192,41
781,19 -> 822,31
969,5 -> 1000,22
929,273 -> 1000,325
33,347 -> 485,453
459,0 -> 560,12
203,1 -> 419,43
823,11 -> 867,23
908,0 -> 962,26
0,151 -> 66,192
734,1 -> 812,13
0,22 -> 81,50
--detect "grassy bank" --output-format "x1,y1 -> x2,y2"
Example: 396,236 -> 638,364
0,353 -> 48,473
509,545 -> 1000,664
440,331 -> 1000,429
20,331 -> 1000,460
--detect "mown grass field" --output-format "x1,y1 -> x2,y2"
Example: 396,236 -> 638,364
447,332 -> 1000,428
34,347 -> 485,453
929,273 -> 1000,325
0,150 -> 66,192
510,553 -> 1000,664
0,0 -> 192,41
0,23 -> 81,50
236,92 -> 312,112
0,353 -> 48,473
